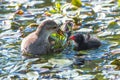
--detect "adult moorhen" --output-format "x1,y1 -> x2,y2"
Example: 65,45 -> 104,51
21,20 -> 59,57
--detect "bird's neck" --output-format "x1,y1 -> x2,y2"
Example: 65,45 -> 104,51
35,26 -> 51,43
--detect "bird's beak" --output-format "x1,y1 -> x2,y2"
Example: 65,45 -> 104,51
54,20 -> 66,36
57,29 -> 65,36
69,35 -> 75,40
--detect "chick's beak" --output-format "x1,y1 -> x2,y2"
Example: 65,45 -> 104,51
69,35 -> 75,40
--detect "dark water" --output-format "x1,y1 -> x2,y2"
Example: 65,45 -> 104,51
0,0 -> 120,80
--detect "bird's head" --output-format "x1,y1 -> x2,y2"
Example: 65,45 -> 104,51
40,20 -> 59,32
69,33 -> 85,44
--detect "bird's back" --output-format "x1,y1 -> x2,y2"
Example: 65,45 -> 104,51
21,32 -> 38,55
86,37 -> 101,49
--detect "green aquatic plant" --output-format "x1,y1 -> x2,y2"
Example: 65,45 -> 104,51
49,1 -> 61,14
111,59 -> 120,70
118,0 -> 120,7
72,15 -> 82,25
107,21 -> 120,29
11,21 -> 21,30
71,0 -> 82,7
50,33 -> 67,52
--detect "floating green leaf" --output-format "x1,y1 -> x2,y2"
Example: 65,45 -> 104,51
111,59 -> 120,70
48,58 -> 73,68
108,21 -> 120,29
49,1 -> 61,14
118,0 -> 120,7
11,21 -> 21,30
32,63 -> 52,69
50,33 -> 66,50
55,1 -> 61,11
71,0 -> 82,7
56,70 -> 79,78
49,8 -> 57,14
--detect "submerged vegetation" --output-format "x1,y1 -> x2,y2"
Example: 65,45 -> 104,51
0,0 -> 120,80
